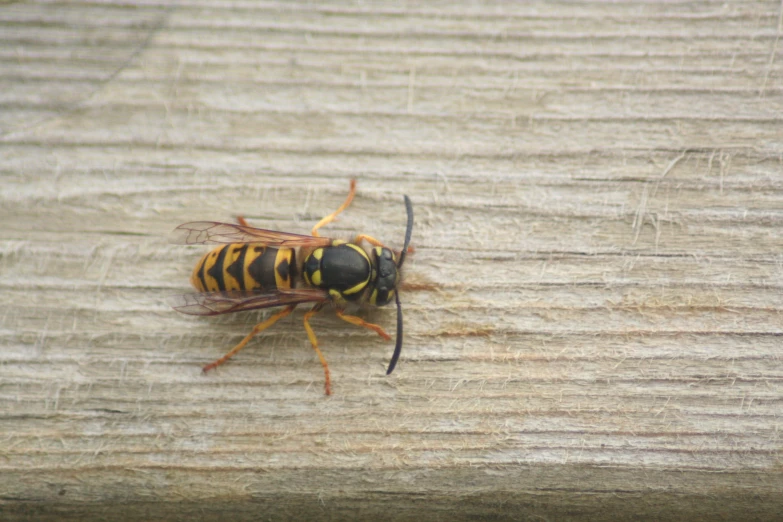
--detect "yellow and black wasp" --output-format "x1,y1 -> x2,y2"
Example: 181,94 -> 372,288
169,180 -> 413,395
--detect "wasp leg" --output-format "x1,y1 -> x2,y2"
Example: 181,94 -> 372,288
356,234 -> 415,259
335,310 -> 392,341
311,179 -> 357,237
202,305 -> 296,373
236,216 -> 250,226
303,303 -> 332,395
355,234 -> 387,248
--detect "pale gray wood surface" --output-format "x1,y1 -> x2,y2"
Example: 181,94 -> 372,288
2,1 -> 783,520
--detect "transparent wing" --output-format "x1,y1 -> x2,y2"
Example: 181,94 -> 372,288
168,288 -> 330,316
171,221 -> 332,247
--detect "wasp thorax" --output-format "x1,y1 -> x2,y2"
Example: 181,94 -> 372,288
303,243 -> 372,302
370,247 -> 398,306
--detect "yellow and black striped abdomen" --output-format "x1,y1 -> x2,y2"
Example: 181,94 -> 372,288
190,244 -> 296,293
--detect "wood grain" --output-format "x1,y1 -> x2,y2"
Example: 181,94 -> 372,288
2,1 -> 782,520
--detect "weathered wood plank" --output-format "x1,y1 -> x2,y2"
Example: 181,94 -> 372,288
1,0 -> 782,520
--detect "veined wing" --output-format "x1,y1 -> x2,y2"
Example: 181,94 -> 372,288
168,288 -> 330,316
171,221 -> 332,247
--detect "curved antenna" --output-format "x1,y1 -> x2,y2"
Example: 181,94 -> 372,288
387,195 -> 413,375
397,195 -> 414,268
386,290 -> 404,375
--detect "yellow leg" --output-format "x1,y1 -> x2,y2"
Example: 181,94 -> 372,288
303,303 -> 332,395
355,234 -> 387,248
311,179 -> 357,237
356,234 -> 414,259
335,310 -> 392,340
202,305 -> 295,373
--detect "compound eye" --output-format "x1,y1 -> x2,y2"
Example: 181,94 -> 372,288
374,246 -> 395,260
371,288 -> 395,306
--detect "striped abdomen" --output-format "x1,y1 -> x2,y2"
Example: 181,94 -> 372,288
190,244 -> 296,293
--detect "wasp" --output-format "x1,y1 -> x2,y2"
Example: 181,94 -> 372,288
169,180 -> 413,395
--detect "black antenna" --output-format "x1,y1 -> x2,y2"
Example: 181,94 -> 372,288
387,290 -> 404,375
397,195 -> 414,268
387,194 -> 413,375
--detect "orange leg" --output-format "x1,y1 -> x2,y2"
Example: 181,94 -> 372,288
202,305 -> 295,373
303,303 -> 332,395
236,216 -> 249,226
311,180 -> 357,237
355,234 -> 387,248
335,310 -> 392,341
356,234 -> 414,260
